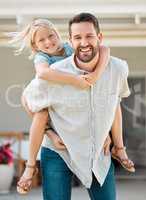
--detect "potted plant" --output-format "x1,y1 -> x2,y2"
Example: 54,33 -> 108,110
0,142 -> 14,193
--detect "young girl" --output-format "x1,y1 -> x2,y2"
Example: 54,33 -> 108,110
11,19 -> 135,194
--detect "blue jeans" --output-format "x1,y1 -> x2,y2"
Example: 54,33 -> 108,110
40,147 -> 116,200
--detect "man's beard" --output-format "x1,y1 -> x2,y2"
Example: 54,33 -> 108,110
75,45 -> 99,63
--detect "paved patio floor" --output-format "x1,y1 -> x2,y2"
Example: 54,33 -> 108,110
0,180 -> 146,200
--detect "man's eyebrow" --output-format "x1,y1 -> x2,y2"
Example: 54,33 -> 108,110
86,33 -> 96,36
73,33 -> 96,37
73,34 -> 81,37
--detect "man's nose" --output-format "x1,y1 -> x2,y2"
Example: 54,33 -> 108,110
80,38 -> 88,47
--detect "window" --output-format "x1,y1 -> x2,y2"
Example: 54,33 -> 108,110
122,77 -> 146,167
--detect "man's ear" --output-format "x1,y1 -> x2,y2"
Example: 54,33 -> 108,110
97,33 -> 103,44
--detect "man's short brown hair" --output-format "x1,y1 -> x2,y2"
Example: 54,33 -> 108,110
69,13 -> 100,36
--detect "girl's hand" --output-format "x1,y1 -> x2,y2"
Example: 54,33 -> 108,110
73,75 -> 92,89
81,72 -> 97,86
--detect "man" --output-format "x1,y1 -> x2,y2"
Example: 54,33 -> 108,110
25,13 -> 130,200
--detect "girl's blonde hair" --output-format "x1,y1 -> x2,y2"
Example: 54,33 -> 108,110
10,18 -> 62,59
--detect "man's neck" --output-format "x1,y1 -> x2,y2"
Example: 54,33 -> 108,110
74,52 -> 99,72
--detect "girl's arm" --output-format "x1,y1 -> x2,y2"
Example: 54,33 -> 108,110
111,104 -> 124,147
82,46 -> 110,85
94,45 -> 110,78
35,62 -> 91,89
35,45 -> 109,89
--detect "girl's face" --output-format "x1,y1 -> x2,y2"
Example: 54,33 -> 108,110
33,26 -> 61,55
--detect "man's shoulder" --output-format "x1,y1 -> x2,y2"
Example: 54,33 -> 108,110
109,56 -> 129,77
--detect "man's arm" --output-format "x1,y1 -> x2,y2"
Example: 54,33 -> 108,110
46,129 -> 66,150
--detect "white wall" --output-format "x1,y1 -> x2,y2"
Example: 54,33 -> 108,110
111,47 -> 146,75
0,47 -> 34,132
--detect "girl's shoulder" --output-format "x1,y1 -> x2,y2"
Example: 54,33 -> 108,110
63,42 -> 74,57
34,52 -> 52,65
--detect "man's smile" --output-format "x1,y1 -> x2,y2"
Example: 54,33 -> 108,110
79,46 -> 92,53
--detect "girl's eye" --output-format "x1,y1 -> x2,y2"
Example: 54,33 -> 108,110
48,34 -> 54,38
39,38 -> 45,42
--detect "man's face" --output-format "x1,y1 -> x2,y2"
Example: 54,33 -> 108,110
70,22 -> 102,63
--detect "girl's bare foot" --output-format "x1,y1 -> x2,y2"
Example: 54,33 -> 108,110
17,164 -> 38,194
111,146 -> 135,173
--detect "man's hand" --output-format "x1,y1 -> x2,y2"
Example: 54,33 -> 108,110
103,135 -> 112,156
46,129 -> 66,150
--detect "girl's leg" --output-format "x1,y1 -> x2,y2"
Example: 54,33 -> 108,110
21,95 -> 34,118
41,147 -> 73,200
111,104 -> 135,172
111,104 -> 124,148
17,109 -> 48,194
27,109 -> 48,165
87,161 -> 116,200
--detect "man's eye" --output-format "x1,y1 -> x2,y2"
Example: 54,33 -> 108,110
75,37 -> 81,40
87,35 -> 93,38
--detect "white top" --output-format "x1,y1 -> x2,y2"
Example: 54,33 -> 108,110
23,55 -> 130,188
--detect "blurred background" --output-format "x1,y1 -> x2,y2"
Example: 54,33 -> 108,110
0,0 -> 146,199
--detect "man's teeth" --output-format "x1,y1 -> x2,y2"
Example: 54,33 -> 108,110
80,47 -> 91,52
